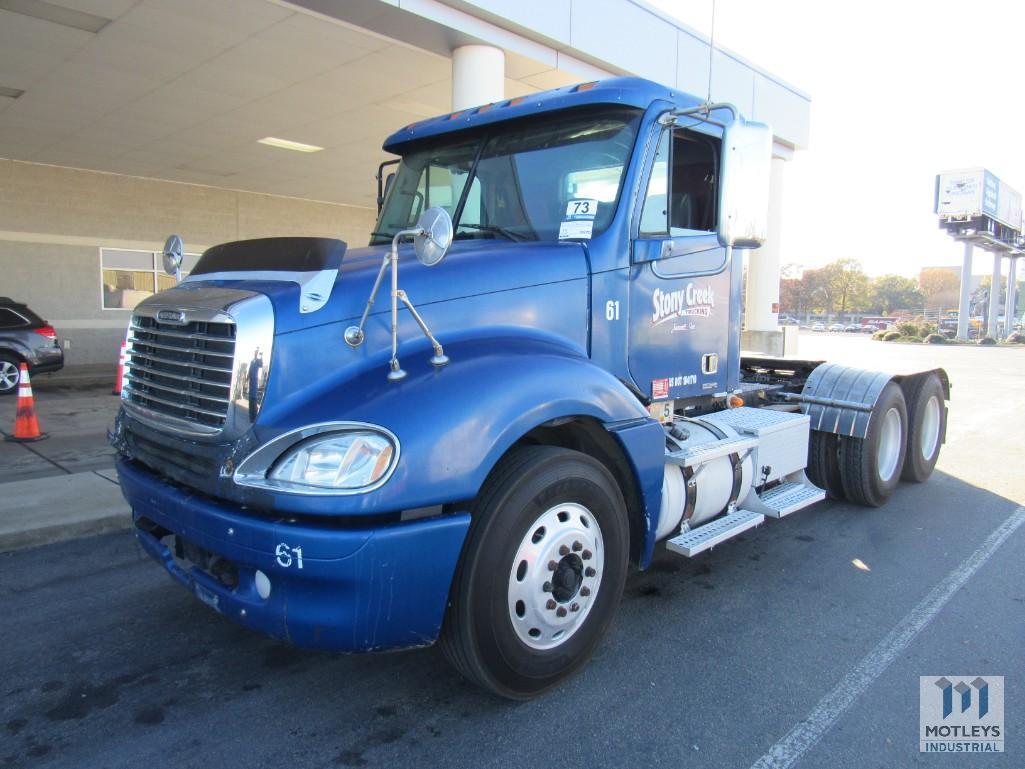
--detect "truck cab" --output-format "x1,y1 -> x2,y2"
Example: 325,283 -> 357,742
112,77 -> 949,699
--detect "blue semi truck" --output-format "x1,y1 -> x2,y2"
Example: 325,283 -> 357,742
111,77 -> 949,699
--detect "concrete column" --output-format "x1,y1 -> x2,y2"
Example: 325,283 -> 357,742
987,254 -> 1002,338
452,45 -> 504,112
957,241 -> 972,339
1005,255 -> 1019,338
745,155 -> 786,332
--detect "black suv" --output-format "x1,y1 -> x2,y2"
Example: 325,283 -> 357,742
0,298 -> 63,395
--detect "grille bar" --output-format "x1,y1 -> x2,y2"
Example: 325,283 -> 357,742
129,338 -> 233,358
127,388 -> 228,419
128,350 -> 232,374
125,373 -> 230,404
125,360 -> 231,390
124,313 -> 237,429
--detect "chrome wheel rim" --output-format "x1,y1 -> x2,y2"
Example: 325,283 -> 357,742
920,395 -> 941,461
0,361 -> 18,392
507,502 -> 604,651
877,407 -> 902,483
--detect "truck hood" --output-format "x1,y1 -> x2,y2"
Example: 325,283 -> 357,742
185,238 -> 590,335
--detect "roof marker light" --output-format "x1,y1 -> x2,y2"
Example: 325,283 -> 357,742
574,81 -> 599,92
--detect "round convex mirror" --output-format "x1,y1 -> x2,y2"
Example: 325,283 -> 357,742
162,234 -> 184,277
413,207 -> 453,267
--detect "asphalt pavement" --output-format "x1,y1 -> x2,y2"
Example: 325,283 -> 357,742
1,334 -> 1023,769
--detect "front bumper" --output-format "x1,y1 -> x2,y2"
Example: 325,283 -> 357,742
117,458 -> 470,652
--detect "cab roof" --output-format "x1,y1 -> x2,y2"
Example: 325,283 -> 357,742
382,76 -> 702,155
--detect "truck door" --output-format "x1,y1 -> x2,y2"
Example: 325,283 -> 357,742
627,125 -> 735,403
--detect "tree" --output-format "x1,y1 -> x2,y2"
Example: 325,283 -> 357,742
919,268 -> 961,309
809,258 -> 870,316
871,275 -> 923,313
779,264 -> 816,316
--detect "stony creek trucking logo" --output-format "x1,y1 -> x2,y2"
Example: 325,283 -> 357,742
651,284 -> 715,331
919,676 -> 1004,753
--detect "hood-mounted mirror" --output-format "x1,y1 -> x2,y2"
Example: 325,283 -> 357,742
162,234 -> 184,283
414,207 -> 453,267
344,208 -> 453,381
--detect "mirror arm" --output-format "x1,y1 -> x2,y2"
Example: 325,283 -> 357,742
659,101 -> 738,129
344,251 -> 391,348
396,290 -> 448,366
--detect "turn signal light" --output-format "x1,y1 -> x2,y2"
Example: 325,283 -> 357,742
33,325 -> 57,339
728,395 -> 744,408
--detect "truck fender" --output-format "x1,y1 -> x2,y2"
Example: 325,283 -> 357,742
250,332 -> 664,531
800,362 -> 950,439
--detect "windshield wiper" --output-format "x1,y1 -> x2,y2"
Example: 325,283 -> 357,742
457,223 -> 532,242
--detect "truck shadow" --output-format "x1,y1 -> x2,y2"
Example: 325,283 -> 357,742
2,469 -> 1021,769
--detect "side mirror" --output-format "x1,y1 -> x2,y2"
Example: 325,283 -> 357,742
414,207 -> 453,267
162,234 -> 184,282
717,119 -> 773,249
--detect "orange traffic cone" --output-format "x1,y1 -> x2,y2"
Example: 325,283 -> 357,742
7,363 -> 47,442
112,340 -> 127,395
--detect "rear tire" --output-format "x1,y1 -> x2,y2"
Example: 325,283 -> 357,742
806,430 -> 844,499
838,382 -> 907,507
901,374 -> 945,483
440,446 -> 629,700
0,354 -> 21,396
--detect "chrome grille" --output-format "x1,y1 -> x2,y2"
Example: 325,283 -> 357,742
124,315 -> 236,429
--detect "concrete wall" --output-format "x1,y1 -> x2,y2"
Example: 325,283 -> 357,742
0,159 -> 377,368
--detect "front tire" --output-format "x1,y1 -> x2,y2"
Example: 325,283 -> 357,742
838,382 -> 908,507
440,446 -> 629,699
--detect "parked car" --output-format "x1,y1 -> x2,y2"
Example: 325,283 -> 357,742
843,324 -> 861,333
0,297 -> 63,395
811,322 -> 826,332
828,323 -> 845,332
859,324 -> 878,333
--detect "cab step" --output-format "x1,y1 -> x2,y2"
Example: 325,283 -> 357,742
665,509 -> 764,557
752,481 -> 825,519
666,436 -> 758,468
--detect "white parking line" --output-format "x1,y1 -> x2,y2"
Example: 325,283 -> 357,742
749,505 -> 1025,769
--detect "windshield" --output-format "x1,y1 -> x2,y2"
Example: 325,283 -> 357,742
371,107 -> 642,245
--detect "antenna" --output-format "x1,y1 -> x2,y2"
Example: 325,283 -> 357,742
706,0 -> 716,105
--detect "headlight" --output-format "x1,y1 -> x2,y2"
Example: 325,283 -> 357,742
268,431 -> 396,490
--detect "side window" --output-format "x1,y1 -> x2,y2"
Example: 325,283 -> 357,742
415,164 -> 469,221
639,127 -> 720,237
669,131 -> 718,233
0,308 -> 28,329
639,132 -> 670,236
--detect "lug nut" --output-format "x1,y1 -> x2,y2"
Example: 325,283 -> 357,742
570,603 -> 580,612
542,581 -> 553,592
559,545 -> 570,556
572,541 -> 582,552
580,586 -> 591,597
585,567 -> 596,577
548,560 -> 558,571
546,599 -> 557,610
556,607 -> 567,617
582,549 -> 592,560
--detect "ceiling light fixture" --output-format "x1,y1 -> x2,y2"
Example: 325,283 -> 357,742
257,137 -> 324,153
0,0 -> 110,33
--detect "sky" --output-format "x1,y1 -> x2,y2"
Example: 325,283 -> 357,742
647,0 -> 1025,278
